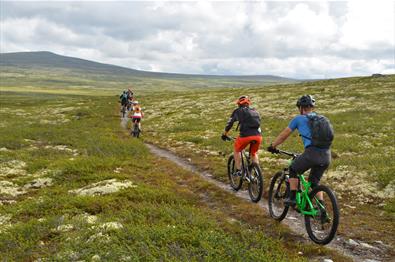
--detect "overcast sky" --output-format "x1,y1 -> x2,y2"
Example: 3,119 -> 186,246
1,1 -> 394,79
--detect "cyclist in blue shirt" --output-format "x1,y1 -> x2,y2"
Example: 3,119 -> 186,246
268,95 -> 331,206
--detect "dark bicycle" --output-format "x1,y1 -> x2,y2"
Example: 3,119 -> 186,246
121,104 -> 127,118
126,100 -> 132,111
268,149 -> 339,245
131,121 -> 140,138
224,136 -> 263,203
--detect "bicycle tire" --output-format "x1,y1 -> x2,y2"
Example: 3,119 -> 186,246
248,163 -> 263,203
268,171 -> 289,221
131,123 -> 139,138
227,155 -> 243,191
304,185 -> 339,245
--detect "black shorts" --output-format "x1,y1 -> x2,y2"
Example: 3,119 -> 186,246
289,147 -> 331,188
132,118 -> 141,123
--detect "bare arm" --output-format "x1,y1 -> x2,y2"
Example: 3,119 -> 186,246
272,127 -> 292,147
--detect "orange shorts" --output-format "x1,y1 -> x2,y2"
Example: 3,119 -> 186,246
234,135 -> 262,156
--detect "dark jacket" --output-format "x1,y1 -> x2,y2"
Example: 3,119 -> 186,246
225,106 -> 261,137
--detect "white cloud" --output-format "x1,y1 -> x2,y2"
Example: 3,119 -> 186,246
0,1 -> 394,78
274,3 -> 338,50
339,1 -> 394,50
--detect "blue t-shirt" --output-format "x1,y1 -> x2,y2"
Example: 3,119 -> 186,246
288,112 -> 316,148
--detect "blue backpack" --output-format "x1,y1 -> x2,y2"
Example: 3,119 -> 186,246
121,93 -> 128,102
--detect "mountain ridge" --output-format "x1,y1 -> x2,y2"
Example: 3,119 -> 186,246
0,51 -> 298,82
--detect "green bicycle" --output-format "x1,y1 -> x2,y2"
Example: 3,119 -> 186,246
268,149 -> 339,245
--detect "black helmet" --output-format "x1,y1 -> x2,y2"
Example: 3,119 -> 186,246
296,95 -> 315,107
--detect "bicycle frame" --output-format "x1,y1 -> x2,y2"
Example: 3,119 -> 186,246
239,145 -> 254,178
240,151 -> 250,169
296,174 -> 318,216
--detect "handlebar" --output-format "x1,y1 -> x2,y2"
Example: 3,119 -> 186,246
223,135 -> 298,159
274,149 -> 299,159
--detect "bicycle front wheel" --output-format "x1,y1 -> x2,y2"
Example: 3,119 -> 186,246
248,163 -> 263,203
268,171 -> 289,221
304,185 -> 339,245
227,155 -> 243,191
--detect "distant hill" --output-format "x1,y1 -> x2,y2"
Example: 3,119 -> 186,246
0,51 -> 298,83
0,51 -> 154,77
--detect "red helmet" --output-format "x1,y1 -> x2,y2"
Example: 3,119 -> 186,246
236,95 -> 251,106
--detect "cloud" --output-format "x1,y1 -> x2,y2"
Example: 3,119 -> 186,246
339,1 -> 394,49
0,1 -> 394,78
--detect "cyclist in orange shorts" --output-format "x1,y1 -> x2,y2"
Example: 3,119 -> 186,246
222,96 -> 262,176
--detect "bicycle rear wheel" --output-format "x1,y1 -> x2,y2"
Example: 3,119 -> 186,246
304,185 -> 339,245
136,127 -> 140,138
227,155 -> 243,191
268,171 -> 289,221
132,124 -> 139,138
248,163 -> 263,202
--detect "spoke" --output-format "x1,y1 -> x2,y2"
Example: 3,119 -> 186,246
308,190 -> 335,242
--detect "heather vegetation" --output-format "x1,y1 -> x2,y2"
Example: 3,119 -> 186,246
0,63 -> 393,260
0,89 -> 339,261
141,75 -> 395,248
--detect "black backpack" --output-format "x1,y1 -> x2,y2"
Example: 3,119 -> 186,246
303,114 -> 334,148
240,107 -> 261,129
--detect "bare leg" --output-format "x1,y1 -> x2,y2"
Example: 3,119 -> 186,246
251,154 -> 259,164
234,151 -> 241,170
289,178 -> 298,191
286,178 -> 299,205
317,191 -> 323,201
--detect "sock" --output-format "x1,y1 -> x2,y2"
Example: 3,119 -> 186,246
290,190 -> 296,200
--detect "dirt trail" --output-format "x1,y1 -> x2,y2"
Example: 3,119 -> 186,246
120,115 -> 128,129
145,143 -> 392,262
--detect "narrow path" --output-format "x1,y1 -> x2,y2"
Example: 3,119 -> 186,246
145,143 -> 391,262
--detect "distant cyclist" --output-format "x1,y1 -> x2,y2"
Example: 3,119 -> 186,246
131,100 -> 139,111
268,95 -> 334,206
126,100 -> 132,111
127,88 -> 134,101
222,96 -> 262,177
129,101 -> 144,131
119,91 -> 129,111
